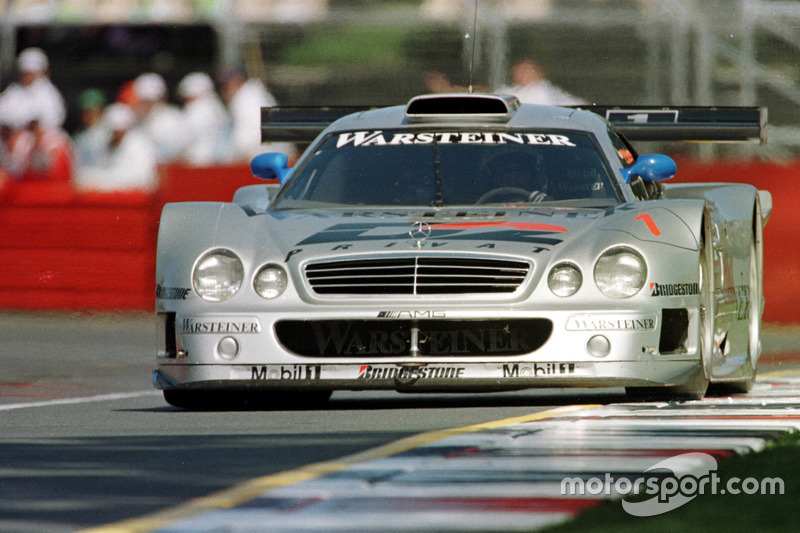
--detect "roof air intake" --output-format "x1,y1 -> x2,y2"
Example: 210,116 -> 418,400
405,94 -> 519,122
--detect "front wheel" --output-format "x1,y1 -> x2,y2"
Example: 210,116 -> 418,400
625,367 -> 709,401
626,216 -> 714,402
710,234 -> 760,395
163,390 -> 232,410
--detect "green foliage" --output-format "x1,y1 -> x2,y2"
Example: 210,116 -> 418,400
281,25 -> 411,66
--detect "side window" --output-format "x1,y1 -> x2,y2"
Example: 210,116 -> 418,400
608,126 -> 637,168
607,126 -> 663,201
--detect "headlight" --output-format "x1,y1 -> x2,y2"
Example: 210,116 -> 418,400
594,246 -> 647,298
193,249 -> 244,302
548,262 -> 582,297
254,264 -> 288,299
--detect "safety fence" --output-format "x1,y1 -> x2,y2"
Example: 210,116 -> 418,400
0,160 -> 797,323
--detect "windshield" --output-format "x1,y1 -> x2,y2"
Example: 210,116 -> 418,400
272,129 -> 620,210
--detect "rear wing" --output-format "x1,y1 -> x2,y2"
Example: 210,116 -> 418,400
261,106 -> 381,143
583,105 -> 766,145
261,103 -> 766,145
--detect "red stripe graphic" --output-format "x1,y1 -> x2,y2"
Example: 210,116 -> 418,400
432,221 -> 568,232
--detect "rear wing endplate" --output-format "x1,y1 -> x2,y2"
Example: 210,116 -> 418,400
261,103 -> 766,145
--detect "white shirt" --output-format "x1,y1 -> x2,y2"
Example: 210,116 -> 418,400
22,77 -> 67,127
1,79 -> 66,128
496,79 -> 585,106
181,93 -> 229,166
74,128 -> 158,192
228,79 -> 293,162
139,102 -> 185,163
73,123 -> 111,168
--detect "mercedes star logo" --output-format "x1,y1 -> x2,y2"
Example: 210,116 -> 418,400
409,221 -> 432,248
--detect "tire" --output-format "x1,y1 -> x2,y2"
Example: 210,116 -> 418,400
162,390 -> 260,410
711,233 -> 760,395
163,390 -> 226,410
625,368 -> 710,402
163,389 -> 333,411
627,215 -> 713,402
276,390 -> 334,408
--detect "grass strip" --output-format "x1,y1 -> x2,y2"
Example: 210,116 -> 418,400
542,430 -> 800,533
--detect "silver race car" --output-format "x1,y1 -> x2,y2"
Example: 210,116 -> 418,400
153,94 -> 771,408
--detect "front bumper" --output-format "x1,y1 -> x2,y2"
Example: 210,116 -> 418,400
153,306 -> 699,392
153,359 -> 701,393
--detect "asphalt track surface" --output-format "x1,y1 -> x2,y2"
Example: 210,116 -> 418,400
1,313 -> 798,532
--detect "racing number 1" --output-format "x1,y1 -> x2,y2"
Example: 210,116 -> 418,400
635,213 -> 661,236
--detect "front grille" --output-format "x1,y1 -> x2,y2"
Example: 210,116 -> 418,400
305,257 -> 530,295
276,319 -> 553,357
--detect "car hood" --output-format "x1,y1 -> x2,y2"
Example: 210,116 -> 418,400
255,205 -> 698,263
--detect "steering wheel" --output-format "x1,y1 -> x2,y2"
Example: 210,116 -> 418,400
476,187 -> 547,204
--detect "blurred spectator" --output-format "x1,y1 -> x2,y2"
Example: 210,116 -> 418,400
132,72 -> 185,163
0,87 -> 34,181
73,88 -> 111,168
0,88 -> 74,183
0,115 -> 10,184
423,71 -> 466,93
423,70 -> 488,94
495,59 -> 585,106
177,72 -> 230,166
1,48 -> 67,129
116,80 -> 139,108
24,116 -> 74,182
74,103 -> 158,192
217,66 -> 295,162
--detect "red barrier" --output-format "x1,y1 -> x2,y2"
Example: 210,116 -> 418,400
0,166 -> 262,312
671,158 -> 797,323
0,160 -> 796,322
158,163 -> 260,204
0,182 -> 156,311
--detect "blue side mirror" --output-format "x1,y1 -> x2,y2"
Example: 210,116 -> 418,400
250,153 -> 292,183
620,154 -> 677,183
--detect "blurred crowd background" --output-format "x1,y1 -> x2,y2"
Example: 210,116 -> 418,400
2,0 -> 800,192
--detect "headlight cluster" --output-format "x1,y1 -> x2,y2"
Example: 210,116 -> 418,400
593,246 -> 647,298
254,264 -> 288,299
192,249 -> 288,302
547,246 -> 647,299
193,249 -> 244,302
548,263 -> 582,297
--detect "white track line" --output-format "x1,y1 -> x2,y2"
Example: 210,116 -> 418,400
0,390 -> 161,411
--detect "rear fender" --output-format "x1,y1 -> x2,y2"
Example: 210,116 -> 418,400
664,183 -> 760,225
